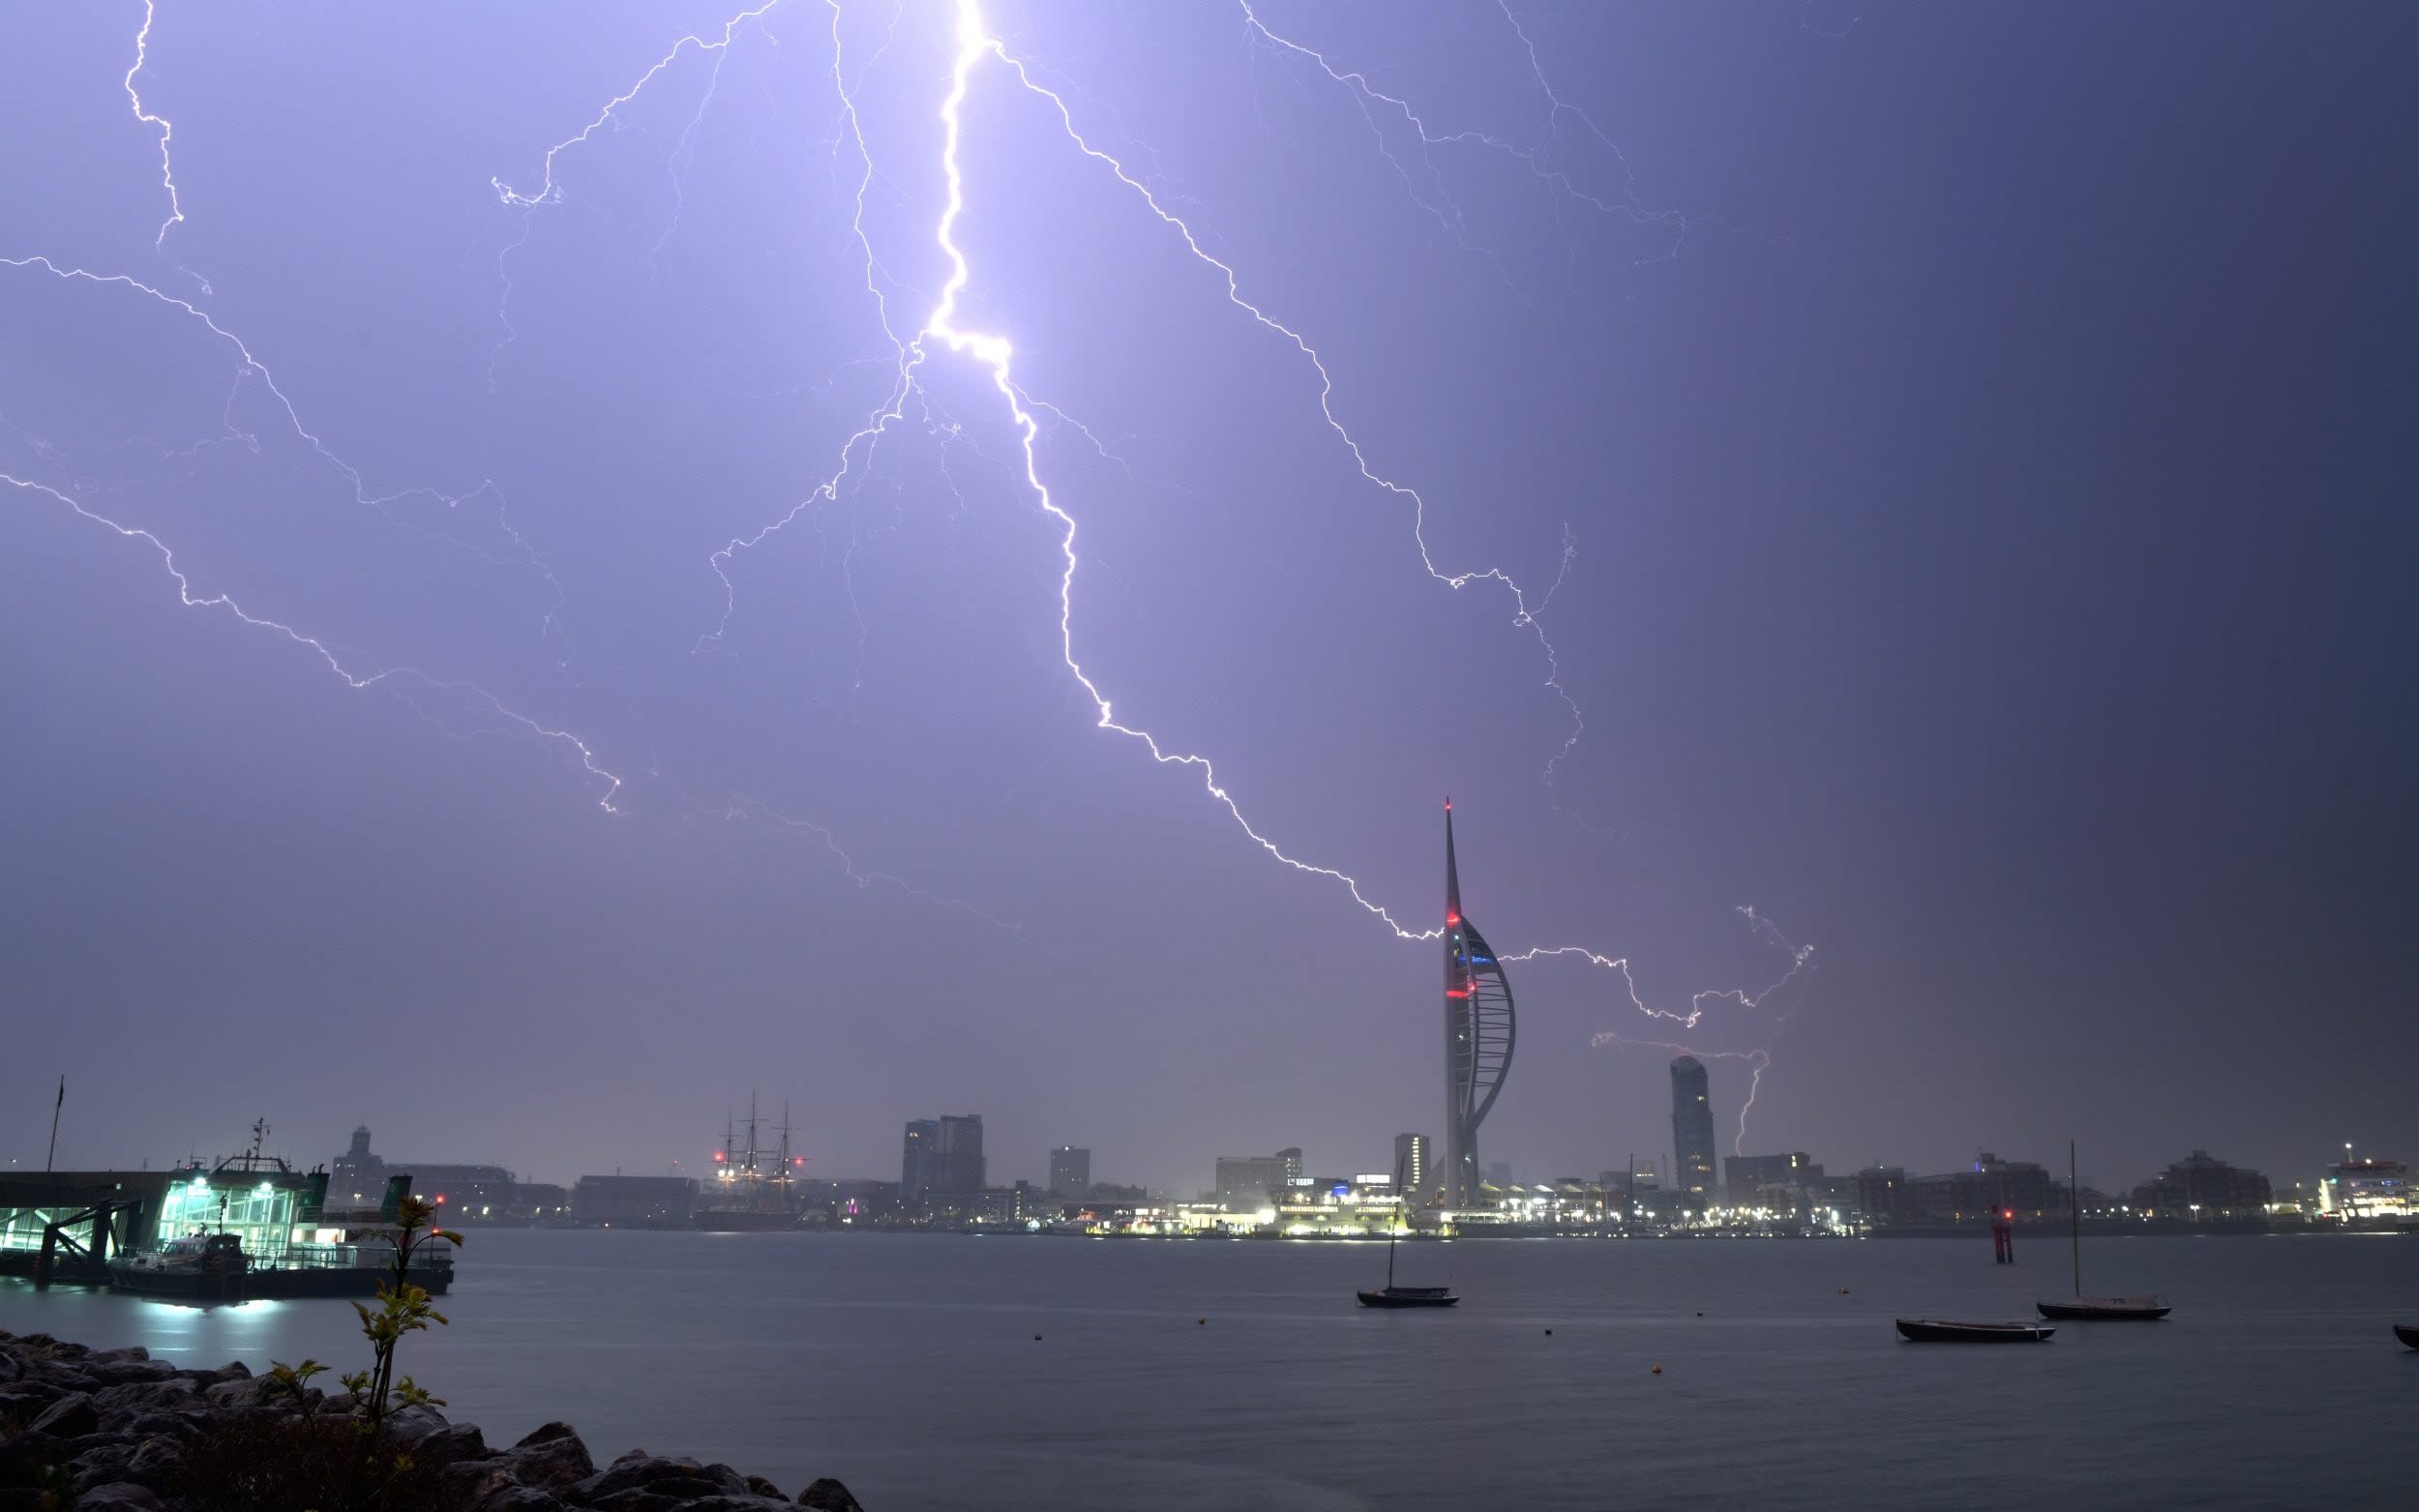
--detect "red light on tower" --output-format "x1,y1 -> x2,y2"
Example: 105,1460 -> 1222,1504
434,1194 -> 445,1204
714,1151 -> 725,1162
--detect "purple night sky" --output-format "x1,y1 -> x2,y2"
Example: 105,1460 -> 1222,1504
3,1 -> 2412,1198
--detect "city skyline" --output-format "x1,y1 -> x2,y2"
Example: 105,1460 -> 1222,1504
4,4 -> 2413,1192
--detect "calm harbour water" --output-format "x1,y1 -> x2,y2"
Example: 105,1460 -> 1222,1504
4,1230 -> 2413,1509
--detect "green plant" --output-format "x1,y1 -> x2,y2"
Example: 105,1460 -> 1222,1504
265,1358 -> 329,1418
344,1196 -> 461,1430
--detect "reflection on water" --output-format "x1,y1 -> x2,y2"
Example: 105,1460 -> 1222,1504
5,1230 -> 2412,1510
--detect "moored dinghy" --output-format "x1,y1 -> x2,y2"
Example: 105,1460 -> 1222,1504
2395,1324 -> 2419,1350
1896,1318 -> 2055,1343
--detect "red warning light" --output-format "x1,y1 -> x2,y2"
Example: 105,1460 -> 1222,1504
434,1194 -> 446,1204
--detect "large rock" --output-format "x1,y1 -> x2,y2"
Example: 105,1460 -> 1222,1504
93,1376 -> 199,1422
87,1358 -> 177,1387
381,1402 -> 450,1444
416,1420 -> 491,1470
125,1436 -> 185,1491
676,1498 -> 800,1512
74,1486 -> 164,1512
28,1392 -> 98,1438
571,1449 -> 761,1502
201,1375 -> 271,1410
798,1478 -> 866,1512
69,1444 -> 135,1495
504,1422 -> 597,1491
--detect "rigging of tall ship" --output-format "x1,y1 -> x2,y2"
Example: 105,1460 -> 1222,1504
694,1096 -> 806,1231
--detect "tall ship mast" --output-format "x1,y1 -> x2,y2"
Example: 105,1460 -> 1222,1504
696,1093 -> 802,1231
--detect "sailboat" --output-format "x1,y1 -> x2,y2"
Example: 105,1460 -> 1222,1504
1358,1160 -> 1457,1308
2038,1141 -> 2170,1321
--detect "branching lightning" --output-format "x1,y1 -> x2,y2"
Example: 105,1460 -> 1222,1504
19,3 -> 1819,1079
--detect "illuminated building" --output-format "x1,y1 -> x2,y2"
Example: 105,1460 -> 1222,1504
1393,1134 -> 1431,1201
1214,1148 -> 1302,1203
2317,1157 -> 2409,1219
1442,802 -> 1515,1208
1048,1146 -> 1091,1197
1724,1152 -> 1822,1214
1669,1057 -> 1717,1209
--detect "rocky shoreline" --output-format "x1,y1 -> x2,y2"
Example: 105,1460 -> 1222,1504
0,1330 -> 862,1512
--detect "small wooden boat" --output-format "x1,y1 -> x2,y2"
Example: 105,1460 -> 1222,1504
2395,1323 -> 2419,1350
1358,1285 -> 1460,1309
1896,1318 -> 2054,1343
2039,1295 -> 2170,1320
2040,1141 -> 2168,1322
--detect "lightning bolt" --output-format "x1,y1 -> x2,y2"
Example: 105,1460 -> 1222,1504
23,5 -> 1815,1050
1579,908 -> 1816,1152
122,0 -> 206,294
1,469 -> 623,811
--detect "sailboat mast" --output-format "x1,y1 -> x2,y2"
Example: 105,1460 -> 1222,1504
2070,1140 -> 2081,1298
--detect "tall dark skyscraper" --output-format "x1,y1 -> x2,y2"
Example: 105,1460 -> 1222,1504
1442,802 -> 1515,1208
1670,1057 -> 1717,1207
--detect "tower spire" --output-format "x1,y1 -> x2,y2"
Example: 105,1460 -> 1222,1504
1445,798 -> 1461,923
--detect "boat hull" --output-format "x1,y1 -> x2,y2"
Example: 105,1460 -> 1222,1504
1896,1318 -> 2054,1343
2396,1324 -> 2419,1350
2038,1298 -> 2169,1320
1358,1288 -> 1459,1308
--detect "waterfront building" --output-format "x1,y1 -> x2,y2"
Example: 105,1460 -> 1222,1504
1393,1134 -> 1431,1201
569,1175 -> 697,1228
331,1126 -> 563,1223
1214,1148 -> 1302,1203
1442,802 -> 1516,1208
2317,1157 -> 2409,1219
1907,1152 -> 2056,1222
1048,1146 -> 1091,1197
1724,1152 -> 1822,1215
1669,1058 -> 1718,1209
1849,1166 -> 1915,1225
2129,1149 -> 2272,1221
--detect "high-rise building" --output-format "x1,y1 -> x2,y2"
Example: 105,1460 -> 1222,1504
1393,1134 -> 1431,1199
901,1119 -> 939,1198
1442,802 -> 1515,1208
1048,1146 -> 1091,1197
935,1114 -> 985,1194
903,1115 -> 985,1200
1670,1057 -> 1717,1207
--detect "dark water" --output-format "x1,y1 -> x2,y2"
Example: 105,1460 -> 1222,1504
5,1230 -> 2414,1508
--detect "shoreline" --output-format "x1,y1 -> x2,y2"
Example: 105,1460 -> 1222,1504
0,1329 -> 863,1512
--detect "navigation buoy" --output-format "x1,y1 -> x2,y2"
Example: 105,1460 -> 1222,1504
1694,1310 -> 1703,1318
1544,1328 -> 1553,1336
1651,1363 -> 1663,1375
1032,1333 -> 1043,1341
1198,1318 -> 1207,1325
